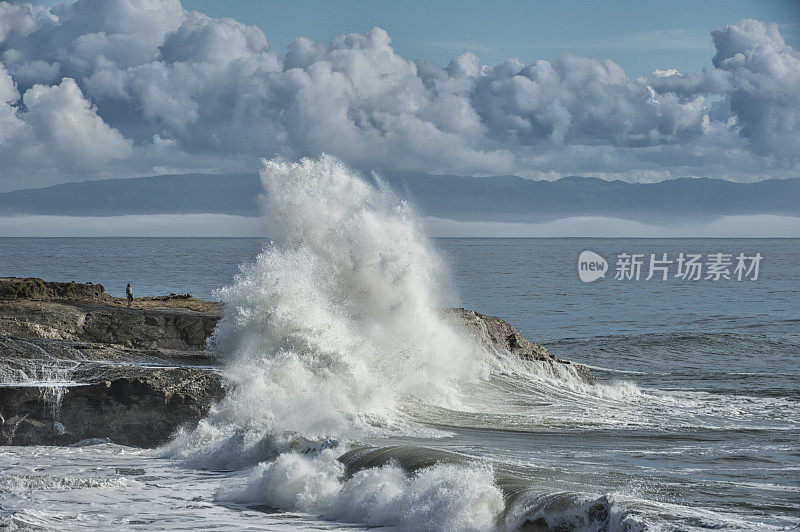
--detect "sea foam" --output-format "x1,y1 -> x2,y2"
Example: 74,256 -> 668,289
165,155 -> 492,463
163,155 -> 640,530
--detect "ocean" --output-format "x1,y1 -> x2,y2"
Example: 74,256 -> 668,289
1,165 -> 798,530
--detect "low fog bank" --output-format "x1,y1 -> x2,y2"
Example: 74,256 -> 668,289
0,214 -> 798,238
424,215 -> 800,238
0,214 -> 263,237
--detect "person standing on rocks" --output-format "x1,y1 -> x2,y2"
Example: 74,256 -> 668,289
126,283 -> 134,307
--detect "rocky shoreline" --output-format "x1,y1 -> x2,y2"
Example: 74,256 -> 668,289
0,277 -> 593,448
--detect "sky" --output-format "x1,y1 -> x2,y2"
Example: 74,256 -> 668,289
182,0 -> 800,77
0,0 -> 799,192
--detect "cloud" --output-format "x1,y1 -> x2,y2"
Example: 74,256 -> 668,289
648,19 -> 800,163
22,77 -> 132,165
0,66 -> 132,177
469,54 -> 707,147
0,2 -> 798,190
711,20 -> 800,160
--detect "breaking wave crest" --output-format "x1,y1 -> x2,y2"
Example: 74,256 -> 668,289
166,155 -> 494,463
213,445 -> 639,531
216,450 -> 505,530
164,155 -> 643,529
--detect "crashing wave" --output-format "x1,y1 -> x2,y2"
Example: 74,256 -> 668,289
164,155 -> 644,530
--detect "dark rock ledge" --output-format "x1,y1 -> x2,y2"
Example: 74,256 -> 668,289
0,278 -> 593,447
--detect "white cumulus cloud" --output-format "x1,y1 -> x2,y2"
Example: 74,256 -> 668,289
0,1 -> 798,190
0,66 -> 131,176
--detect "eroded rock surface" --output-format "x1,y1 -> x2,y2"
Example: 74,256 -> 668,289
451,308 -> 596,383
0,366 -> 224,447
0,278 -> 221,351
0,278 -> 593,448
0,279 -> 224,447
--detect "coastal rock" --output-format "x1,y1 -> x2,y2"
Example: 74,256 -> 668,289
450,308 -> 596,384
0,280 -> 225,447
80,306 -> 219,350
0,278 -> 595,448
0,367 -> 224,448
0,278 -> 221,351
0,277 -> 108,301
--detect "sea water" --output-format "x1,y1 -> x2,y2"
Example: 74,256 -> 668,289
0,157 -> 798,530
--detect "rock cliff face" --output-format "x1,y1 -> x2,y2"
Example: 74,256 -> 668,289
0,299 -> 220,351
0,367 -> 224,447
0,331 -> 224,447
0,278 -> 224,447
451,308 -> 596,383
0,278 -> 593,448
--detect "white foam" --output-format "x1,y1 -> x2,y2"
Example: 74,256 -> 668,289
216,450 -> 505,531
0,474 -> 130,493
166,155 -> 492,466
165,155 -> 754,530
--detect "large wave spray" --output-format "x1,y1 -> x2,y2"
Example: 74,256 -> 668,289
161,156 -> 521,528
160,156 -> 648,529
166,155 -> 491,466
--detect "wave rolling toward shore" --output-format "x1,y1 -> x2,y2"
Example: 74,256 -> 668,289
158,156 -> 796,531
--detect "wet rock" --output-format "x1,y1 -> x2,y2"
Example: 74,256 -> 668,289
0,367 -> 224,448
0,278 -> 595,448
449,308 -> 596,384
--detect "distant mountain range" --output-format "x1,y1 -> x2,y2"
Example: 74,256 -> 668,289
1,172 -> 798,222
0,174 -> 262,217
383,172 -> 800,222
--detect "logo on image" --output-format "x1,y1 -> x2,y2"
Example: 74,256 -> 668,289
578,251 -> 608,283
